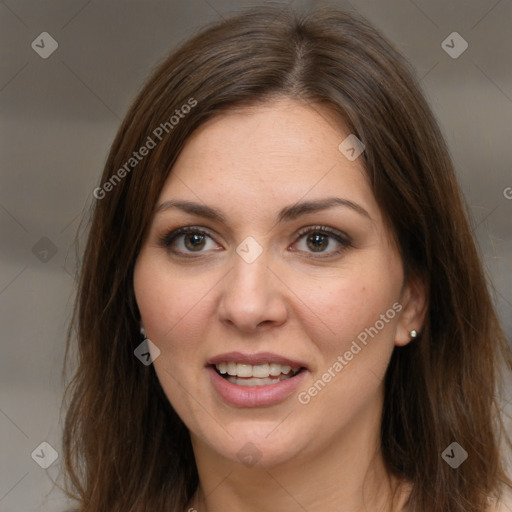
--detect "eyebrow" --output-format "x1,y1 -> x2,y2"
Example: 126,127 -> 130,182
155,197 -> 371,223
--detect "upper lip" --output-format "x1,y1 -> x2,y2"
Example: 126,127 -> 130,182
207,351 -> 308,369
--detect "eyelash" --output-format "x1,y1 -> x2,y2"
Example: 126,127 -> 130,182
159,225 -> 352,259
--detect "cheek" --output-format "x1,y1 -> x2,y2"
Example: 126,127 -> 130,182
294,258 -> 402,354
133,255 -> 215,412
133,255 -> 215,352
293,272 -> 401,426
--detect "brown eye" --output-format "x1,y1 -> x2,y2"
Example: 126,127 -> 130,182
306,233 -> 330,252
160,227 -> 221,256
184,233 -> 207,251
292,226 -> 352,257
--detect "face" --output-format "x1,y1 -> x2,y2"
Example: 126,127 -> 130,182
133,98 -> 415,469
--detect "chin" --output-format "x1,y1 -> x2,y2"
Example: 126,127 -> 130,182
194,420 -> 312,469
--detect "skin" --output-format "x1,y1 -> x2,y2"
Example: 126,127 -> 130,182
133,98 -> 427,512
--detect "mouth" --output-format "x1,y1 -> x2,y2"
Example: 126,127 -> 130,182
212,362 -> 304,387
206,352 -> 308,406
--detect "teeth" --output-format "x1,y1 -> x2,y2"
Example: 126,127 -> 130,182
269,363 -> 282,376
227,362 -> 237,376
215,362 -> 300,379
252,363 -> 269,378
236,364 -> 252,378
225,374 -> 294,387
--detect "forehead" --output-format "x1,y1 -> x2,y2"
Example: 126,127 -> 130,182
156,99 -> 380,222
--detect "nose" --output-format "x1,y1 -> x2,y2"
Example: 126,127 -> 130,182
217,251 -> 288,333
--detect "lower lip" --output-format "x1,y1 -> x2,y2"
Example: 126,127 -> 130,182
207,366 -> 307,407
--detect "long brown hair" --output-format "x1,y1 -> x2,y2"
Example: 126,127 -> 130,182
62,6 -> 512,511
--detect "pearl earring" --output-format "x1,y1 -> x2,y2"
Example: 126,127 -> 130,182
410,329 -> 418,339
140,326 -> 146,338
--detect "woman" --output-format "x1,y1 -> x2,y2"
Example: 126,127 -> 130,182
62,6 -> 512,511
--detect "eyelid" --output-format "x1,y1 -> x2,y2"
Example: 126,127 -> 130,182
294,224 -> 351,242
160,226 -> 215,245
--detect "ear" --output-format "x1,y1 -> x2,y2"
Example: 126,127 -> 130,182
395,274 -> 428,347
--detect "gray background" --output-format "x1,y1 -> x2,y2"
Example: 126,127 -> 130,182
1,0 -> 511,511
